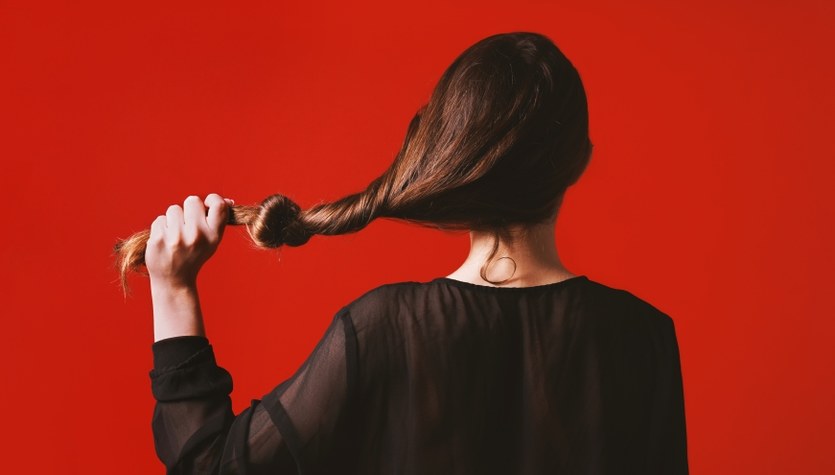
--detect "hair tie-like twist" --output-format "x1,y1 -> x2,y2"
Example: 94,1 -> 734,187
253,194 -> 311,247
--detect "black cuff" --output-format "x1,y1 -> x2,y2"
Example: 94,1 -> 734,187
152,335 -> 210,371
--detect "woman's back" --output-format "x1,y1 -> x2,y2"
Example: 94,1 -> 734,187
344,276 -> 687,474
347,276 -> 686,474
149,275 -> 687,474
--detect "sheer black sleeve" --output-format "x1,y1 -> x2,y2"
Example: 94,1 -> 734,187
148,308 -> 357,474
646,315 -> 689,473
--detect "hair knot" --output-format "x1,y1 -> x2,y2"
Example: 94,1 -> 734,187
252,194 -> 311,247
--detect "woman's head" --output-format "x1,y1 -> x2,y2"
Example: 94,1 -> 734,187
385,31 -> 592,228
115,31 -> 592,289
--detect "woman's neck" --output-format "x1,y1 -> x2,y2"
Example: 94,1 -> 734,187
445,219 -> 577,287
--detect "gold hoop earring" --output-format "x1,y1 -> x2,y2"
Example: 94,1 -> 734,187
484,256 -> 517,285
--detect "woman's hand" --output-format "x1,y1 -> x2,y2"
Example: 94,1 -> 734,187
145,193 -> 232,289
146,193 -> 232,342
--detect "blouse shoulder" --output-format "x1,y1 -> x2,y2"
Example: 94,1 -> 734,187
337,280 -> 424,329
583,278 -> 675,332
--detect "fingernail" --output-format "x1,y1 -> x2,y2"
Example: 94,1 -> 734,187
224,198 -> 235,205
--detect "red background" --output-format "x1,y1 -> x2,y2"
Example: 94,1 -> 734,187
1,1 -> 833,473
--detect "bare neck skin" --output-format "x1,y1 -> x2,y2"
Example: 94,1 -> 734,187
445,212 -> 578,287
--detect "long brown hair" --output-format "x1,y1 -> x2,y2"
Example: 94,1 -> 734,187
114,31 -> 593,290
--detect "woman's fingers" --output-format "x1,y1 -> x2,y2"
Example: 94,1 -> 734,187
149,215 -> 167,242
159,195 -> 229,245
183,195 -> 208,244
165,204 -> 184,242
204,193 -> 228,241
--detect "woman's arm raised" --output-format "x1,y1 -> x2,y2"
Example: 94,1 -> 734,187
144,193 -> 358,474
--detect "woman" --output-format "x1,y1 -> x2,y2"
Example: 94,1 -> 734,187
116,32 -> 688,474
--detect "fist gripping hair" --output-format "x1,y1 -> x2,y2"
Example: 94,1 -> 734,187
114,193 -> 310,292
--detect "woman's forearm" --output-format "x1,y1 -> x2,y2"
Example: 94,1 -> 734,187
150,279 -> 206,342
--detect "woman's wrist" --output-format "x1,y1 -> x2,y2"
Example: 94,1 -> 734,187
150,278 -> 206,342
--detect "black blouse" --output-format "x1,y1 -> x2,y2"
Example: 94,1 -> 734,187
149,275 -> 688,474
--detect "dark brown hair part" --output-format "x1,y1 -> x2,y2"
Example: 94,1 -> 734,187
114,31 -> 593,291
